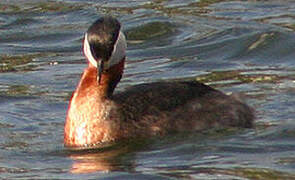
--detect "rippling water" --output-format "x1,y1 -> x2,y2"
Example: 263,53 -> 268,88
1,0 -> 295,179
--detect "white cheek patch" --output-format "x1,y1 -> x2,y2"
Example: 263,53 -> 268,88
108,31 -> 127,68
83,31 -> 127,69
83,33 -> 98,67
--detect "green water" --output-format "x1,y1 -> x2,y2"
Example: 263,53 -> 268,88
0,0 -> 295,179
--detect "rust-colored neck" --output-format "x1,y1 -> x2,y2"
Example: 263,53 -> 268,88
77,58 -> 125,99
100,58 -> 125,98
64,58 -> 125,148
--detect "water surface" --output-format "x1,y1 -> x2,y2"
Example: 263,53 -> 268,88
1,0 -> 295,179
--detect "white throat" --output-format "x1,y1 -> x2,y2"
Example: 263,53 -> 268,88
83,31 -> 127,69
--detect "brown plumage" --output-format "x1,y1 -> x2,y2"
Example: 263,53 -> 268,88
64,16 -> 254,149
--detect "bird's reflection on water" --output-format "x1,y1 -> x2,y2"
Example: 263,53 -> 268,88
67,140 -> 146,174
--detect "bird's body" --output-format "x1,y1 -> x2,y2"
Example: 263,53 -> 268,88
64,16 -> 254,149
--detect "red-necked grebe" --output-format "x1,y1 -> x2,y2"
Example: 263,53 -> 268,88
64,16 -> 254,149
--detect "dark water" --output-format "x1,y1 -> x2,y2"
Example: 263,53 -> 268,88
1,0 -> 295,179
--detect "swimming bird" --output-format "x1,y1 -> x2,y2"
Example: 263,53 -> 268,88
64,16 -> 254,149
